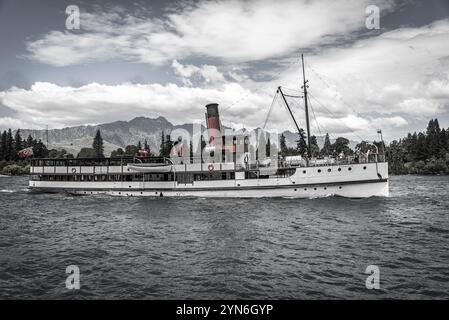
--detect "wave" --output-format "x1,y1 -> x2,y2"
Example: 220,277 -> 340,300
0,189 -> 15,193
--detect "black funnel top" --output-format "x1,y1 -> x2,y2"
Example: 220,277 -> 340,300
206,103 -> 219,118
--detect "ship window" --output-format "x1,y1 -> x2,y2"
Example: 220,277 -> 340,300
324,187 -> 327,190
304,188 -> 307,191
314,187 -> 317,190
339,186 -> 342,189
327,168 -> 331,172
348,167 -> 352,171
317,169 -> 321,173
363,166 -> 367,170
294,189 -> 297,191
302,170 -> 306,174
338,168 -> 341,172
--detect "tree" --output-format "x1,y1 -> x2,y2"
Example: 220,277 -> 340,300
159,131 -> 166,156
266,136 -> 271,157
26,134 -> 34,148
309,135 -> 320,158
0,131 -> 6,160
137,140 -> 142,150
426,119 -> 441,158
296,129 -> 308,157
332,137 -> 353,156
144,139 -> 149,151
279,133 -> 288,157
189,140 -> 194,163
125,145 -> 138,156
321,133 -> 331,156
92,129 -> 104,158
6,129 -> 13,161
13,130 -> 23,160
33,140 -> 49,158
165,134 -> 173,157
111,148 -> 125,158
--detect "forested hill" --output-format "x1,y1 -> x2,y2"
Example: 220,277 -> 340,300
388,119 -> 449,175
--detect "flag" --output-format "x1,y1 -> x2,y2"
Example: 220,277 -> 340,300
17,147 -> 34,158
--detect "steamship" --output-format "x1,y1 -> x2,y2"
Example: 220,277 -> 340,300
28,55 -> 389,198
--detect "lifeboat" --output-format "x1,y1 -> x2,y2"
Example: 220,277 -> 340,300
126,163 -> 172,173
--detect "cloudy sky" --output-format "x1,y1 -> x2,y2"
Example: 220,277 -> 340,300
0,0 -> 448,141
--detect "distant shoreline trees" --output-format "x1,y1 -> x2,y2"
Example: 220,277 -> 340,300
388,119 -> 449,174
0,118 -> 448,175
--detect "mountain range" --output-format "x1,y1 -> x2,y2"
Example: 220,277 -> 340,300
19,116 -> 359,156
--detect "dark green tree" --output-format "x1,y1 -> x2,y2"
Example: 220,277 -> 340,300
309,135 -> 320,158
279,133 -> 288,157
111,148 -> 125,158
13,130 -> 23,160
332,137 -> 353,156
144,139 -> 149,151
92,129 -> 104,158
159,131 -> 166,156
0,131 -> 6,160
33,139 -> 49,158
5,129 -> 13,160
125,145 -> 139,156
321,133 -> 331,156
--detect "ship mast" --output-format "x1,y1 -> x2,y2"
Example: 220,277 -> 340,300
301,54 -> 312,160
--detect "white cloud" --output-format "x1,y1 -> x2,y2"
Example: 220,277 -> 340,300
0,117 -> 38,131
25,0 -> 395,66
0,82 -> 270,130
7,2 -> 449,141
172,60 -> 226,85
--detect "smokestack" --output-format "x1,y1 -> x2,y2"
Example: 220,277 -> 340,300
205,103 -> 222,147
205,103 -> 221,132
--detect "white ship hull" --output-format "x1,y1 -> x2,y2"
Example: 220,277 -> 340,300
29,162 -> 389,198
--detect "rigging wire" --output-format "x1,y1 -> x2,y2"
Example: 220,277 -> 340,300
261,91 -> 279,132
308,92 -> 365,142
305,62 -> 380,134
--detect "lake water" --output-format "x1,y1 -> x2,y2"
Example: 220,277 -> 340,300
0,175 -> 448,299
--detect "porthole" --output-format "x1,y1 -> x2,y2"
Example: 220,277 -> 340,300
363,166 -> 367,170
348,167 -> 352,171
237,184 -> 240,187
129,186 -> 132,188
318,169 -> 321,173
339,186 -> 342,189
303,170 -> 306,174
294,188 -> 297,191
141,192 -> 143,195
324,187 -> 327,190
304,188 -> 307,191
314,187 -> 317,190
119,192 -> 121,195
327,168 -> 331,172
338,168 -> 341,172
